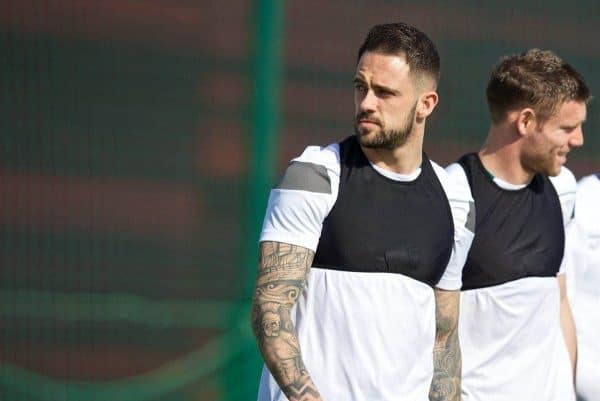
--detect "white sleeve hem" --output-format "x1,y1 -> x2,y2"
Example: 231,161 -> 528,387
259,231 -> 320,253
435,278 -> 462,291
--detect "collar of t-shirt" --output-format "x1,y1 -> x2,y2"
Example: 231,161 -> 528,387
370,162 -> 422,181
489,172 -> 529,190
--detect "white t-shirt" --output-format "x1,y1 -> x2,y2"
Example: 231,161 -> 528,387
566,174 -> 600,401
256,143 -> 474,401
446,162 -> 577,401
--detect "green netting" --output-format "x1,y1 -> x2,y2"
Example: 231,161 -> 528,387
0,322 -> 250,401
1,1 -> 598,401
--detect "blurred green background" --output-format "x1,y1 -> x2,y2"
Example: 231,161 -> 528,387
0,1 -> 598,400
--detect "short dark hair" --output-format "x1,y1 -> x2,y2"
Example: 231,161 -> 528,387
486,49 -> 592,124
357,23 -> 440,87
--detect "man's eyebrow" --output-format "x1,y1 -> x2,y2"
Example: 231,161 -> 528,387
372,83 -> 399,94
352,77 -> 399,95
561,119 -> 586,128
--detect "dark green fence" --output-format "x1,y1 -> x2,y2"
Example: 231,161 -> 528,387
1,1 -> 598,400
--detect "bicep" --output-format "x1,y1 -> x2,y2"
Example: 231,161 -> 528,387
258,241 -> 315,275
254,241 -> 315,307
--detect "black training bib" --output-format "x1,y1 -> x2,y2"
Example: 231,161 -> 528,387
458,153 -> 564,290
313,135 -> 454,288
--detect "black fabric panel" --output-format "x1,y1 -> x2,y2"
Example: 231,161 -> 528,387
312,135 -> 454,288
458,153 -> 565,290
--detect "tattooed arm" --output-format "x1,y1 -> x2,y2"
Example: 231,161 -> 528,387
251,241 -> 323,401
429,288 -> 461,401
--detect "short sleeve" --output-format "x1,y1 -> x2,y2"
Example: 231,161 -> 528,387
549,166 -> 577,228
563,219 -> 585,299
549,167 -> 577,274
433,162 -> 475,290
259,144 -> 340,252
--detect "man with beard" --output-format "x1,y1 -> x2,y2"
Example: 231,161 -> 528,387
251,23 -> 474,401
445,49 -> 591,401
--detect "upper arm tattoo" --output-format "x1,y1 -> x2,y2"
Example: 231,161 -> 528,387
251,241 -> 322,401
429,289 -> 461,401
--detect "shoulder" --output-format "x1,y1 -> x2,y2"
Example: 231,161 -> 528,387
291,143 -> 340,175
548,166 -> 577,224
276,143 -> 340,194
548,166 -> 577,197
430,160 -> 472,203
575,174 -> 600,216
445,162 -> 469,188
577,174 -> 600,194
260,143 -> 341,251
575,174 -> 600,232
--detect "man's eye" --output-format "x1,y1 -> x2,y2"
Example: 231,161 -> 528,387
377,90 -> 393,97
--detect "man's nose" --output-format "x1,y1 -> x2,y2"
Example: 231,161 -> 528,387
569,126 -> 584,148
359,90 -> 377,113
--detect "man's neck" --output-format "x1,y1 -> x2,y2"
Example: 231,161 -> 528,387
361,136 -> 423,174
478,126 -> 534,185
361,127 -> 424,174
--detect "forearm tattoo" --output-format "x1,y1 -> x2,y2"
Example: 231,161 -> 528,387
251,242 -> 322,401
429,291 -> 461,401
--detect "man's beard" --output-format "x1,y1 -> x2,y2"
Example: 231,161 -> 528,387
521,135 -> 562,177
354,101 -> 418,149
522,149 -> 560,177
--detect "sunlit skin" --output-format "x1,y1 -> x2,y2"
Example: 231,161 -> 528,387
353,52 -> 438,174
479,100 -> 586,184
522,101 -> 586,177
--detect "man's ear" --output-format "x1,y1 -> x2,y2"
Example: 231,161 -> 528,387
515,108 -> 537,136
416,90 -> 439,120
